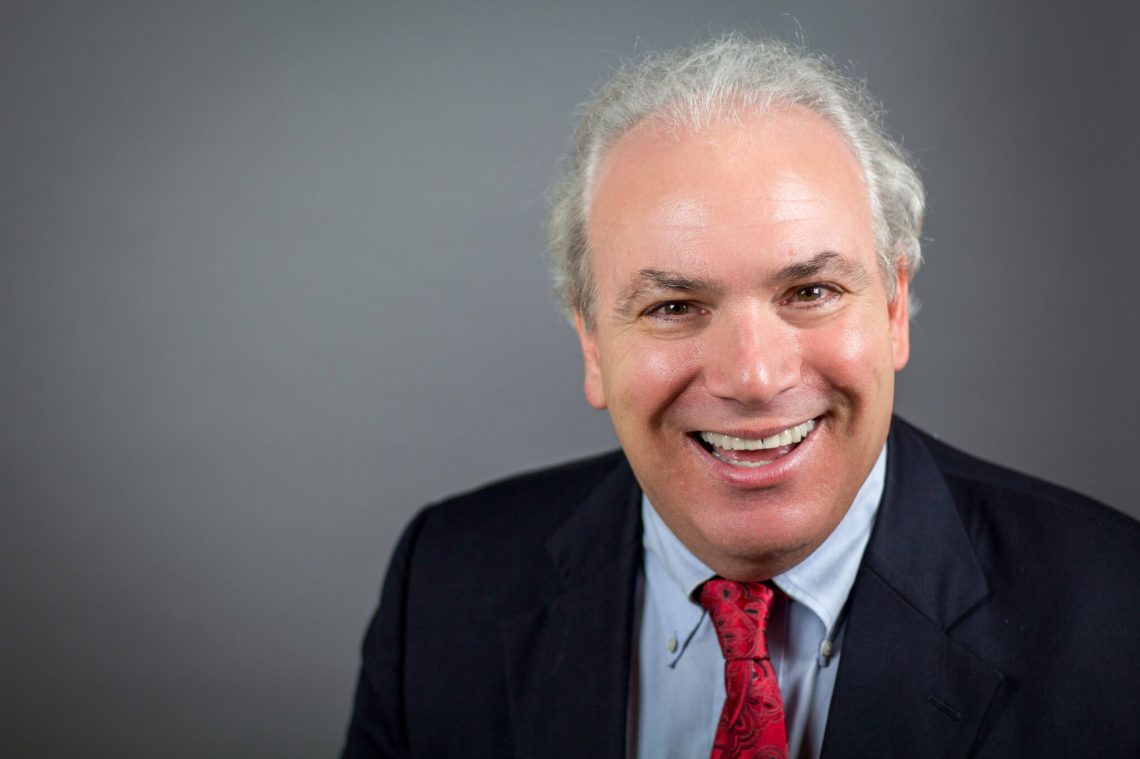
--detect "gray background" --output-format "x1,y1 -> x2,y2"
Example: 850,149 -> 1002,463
3,1 -> 1138,756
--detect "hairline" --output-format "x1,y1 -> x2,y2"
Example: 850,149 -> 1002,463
580,100 -> 887,320
546,35 -> 925,332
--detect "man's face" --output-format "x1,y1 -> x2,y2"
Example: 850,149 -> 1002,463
575,106 -> 910,581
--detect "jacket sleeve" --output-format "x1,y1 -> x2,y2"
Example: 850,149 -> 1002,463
341,507 -> 430,758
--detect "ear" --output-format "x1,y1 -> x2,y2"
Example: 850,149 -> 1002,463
573,312 -> 607,409
888,261 -> 911,371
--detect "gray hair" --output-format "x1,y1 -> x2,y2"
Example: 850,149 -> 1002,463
547,34 -> 925,327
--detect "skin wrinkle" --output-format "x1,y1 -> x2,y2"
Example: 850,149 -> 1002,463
655,194 -> 820,229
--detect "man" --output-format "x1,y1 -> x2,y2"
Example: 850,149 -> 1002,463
343,36 -> 1140,758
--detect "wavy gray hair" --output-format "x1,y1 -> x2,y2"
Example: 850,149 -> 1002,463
547,34 -> 924,328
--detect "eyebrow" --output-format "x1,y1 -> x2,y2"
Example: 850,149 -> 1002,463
615,269 -> 723,317
774,250 -> 873,288
613,251 -> 872,317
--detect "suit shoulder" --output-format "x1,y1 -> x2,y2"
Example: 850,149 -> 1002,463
428,448 -> 627,514
883,421 -> 1140,754
410,449 -> 630,547
915,422 -> 1133,520
898,418 -> 1140,565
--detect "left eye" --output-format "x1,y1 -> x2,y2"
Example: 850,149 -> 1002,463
793,286 -> 830,302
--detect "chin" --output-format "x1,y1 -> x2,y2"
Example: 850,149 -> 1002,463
651,487 -> 835,580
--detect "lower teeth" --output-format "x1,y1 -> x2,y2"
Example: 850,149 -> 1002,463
709,446 -> 791,468
698,421 -> 816,468
716,454 -> 772,468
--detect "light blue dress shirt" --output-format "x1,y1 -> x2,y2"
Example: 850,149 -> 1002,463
631,445 -> 886,759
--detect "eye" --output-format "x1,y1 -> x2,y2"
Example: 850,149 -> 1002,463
644,300 -> 705,323
786,284 -> 840,306
795,286 -> 827,302
657,302 -> 692,316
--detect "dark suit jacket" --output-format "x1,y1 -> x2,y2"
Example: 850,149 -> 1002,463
343,417 -> 1140,757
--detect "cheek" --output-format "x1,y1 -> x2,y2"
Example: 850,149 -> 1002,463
807,314 -> 893,390
835,323 -> 871,365
608,339 -> 702,413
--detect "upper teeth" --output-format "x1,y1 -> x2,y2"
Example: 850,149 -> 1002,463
700,420 -> 815,451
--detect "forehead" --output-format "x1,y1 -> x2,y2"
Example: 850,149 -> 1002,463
585,105 -> 873,280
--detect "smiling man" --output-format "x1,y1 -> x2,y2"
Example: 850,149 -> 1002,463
344,36 -> 1140,759
576,105 -> 908,588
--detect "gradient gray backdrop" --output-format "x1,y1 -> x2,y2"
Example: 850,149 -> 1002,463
4,2 -> 1138,757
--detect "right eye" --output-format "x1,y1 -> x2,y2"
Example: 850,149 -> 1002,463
642,300 -> 709,328
652,302 -> 693,317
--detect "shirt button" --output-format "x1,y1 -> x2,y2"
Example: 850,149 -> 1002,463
667,636 -> 678,653
820,640 -> 833,657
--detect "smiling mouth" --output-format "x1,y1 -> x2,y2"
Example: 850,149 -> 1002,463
694,419 -> 816,468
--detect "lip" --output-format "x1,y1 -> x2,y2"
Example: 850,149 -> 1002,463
697,418 -> 816,442
689,416 -> 822,488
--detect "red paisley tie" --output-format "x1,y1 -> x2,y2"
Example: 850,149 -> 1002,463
698,579 -> 788,759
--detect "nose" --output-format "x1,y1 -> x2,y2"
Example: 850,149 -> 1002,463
703,304 -> 801,406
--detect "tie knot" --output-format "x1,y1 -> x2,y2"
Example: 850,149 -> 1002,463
698,579 -> 775,661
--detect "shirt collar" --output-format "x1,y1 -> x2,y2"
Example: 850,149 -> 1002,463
641,493 -> 712,665
772,444 -> 886,639
642,443 -> 887,646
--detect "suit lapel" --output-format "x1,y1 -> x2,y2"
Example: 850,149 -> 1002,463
502,456 -> 642,759
822,420 -> 1005,758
